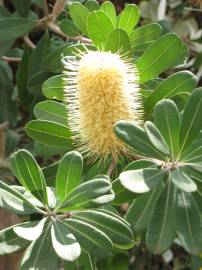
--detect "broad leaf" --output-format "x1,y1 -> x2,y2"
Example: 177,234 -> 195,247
10,149 -> 48,205
59,18 -> 80,37
0,225 -> 29,255
125,185 -> 162,233
118,4 -> 139,34
175,191 -> 202,255
0,17 -> 36,41
154,99 -> 180,158
85,0 -> 100,11
26,120 -> 72,148
14,219 -> 46,241
11,0 -> 31,17
56,151 -> 83,201
146,181 -> 176,254
119,168 -> 165,193
145,121 -> 170,156
100,1 -> 116,26
170,168 -> 197,193
105,28 -> 131,56
0,180 -> 40,215
63,218 -> 113,258
136,33 -> 182,83
87,10 -> 114,49
130,23 -> 162,49
72,209 -> 133,249
179,88 -> 202,156
144,71 -> 197,114
51,221 -> 81,261
20,224 -> 58,270
42,74 -> 64,101
34,100 -> 67,126
114,120 -> 165,160
69,2 -> 89,36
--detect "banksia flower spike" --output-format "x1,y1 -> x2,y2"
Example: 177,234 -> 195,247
63,50 -> 142,161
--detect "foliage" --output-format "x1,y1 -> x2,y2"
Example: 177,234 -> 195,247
0,0 -> 202,269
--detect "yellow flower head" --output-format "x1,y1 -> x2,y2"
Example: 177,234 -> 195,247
63,50 -> 142,161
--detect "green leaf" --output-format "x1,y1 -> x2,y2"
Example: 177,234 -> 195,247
16,45 -> 33,111
59,19 -> 80,37
34,100 -> 68,126
10,149 -> 48,205
179,88 -> 202,156
28,32 -> 51,78
85,0 -> 100,11
51,220 -> 81,261
13,219 -> 46,241
63,218 -> 113,258
42,74 -> 64,101
0,180 -> 40,215
145,121 -> 170,156
175,191 -> 202,255
146,181 -> 176,254
20,224 -> 59,270
0,225 -> 29,255
125,185 -> 162,233
170,168 -> 197,193
118,4 -> 140,34
105,28 -> 131,56
0,17 -> 36,41
72,209 -> 133,249
136,33 -> 182,83
100,1 -> 116,26
26,120 -> 72,148
87,10 -> 114,49
69,2 -> 89,36
56,151 -> 83,201
144,71 -> 197,114
58,177 -> 113,210
119,168 -> 164,194
154,99 -> 180,158
130,23 -> 162,49
114,120 -> 165,160
11,0 -> 31,17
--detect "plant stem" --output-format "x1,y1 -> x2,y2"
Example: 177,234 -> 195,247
107,158 -> 116,176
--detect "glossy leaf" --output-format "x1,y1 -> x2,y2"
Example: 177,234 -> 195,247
119,168 -> 165,193
114,120 -> 165,160
130,23 -> 162,49
179,88 -> 202,156
87,10 -> 114,49
0,225 -> 29,255
145,121 -> 170,156
105,28 -> 131,56
42,74 -> 64,101
69,2 -> 89,36
10,149 -> 48,205
136,33 -> 182,83
0,181 -> 40,215
144,71 -> 197,114
171,168 -> 197,193
118,4 -> 140,34
56,151 -> 83,201
154,99 -> 180,157
63,218 -> 113,258
34,100 -> 67,126
175,191 -> 202,255
51,221 -> 81,261
100,1 -> 116,26
72,209 -> 133,249
146,181 -> 176,254
26,120 -> 72,148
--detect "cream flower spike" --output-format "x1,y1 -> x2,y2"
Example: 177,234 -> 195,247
63,49 -> 142,161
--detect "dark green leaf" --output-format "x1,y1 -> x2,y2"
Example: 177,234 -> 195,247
42,74 -> 64,101
85,0 -> 100,11
59,19 -> 80,37
11,0 -> 31,17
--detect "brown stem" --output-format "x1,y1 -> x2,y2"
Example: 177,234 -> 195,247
1,56 -> 21,62
51,0 -> 68,19
107,159 -> 116,176
23,35 -> 36,49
